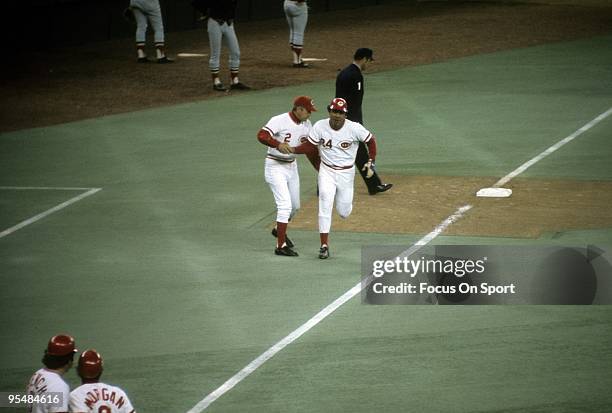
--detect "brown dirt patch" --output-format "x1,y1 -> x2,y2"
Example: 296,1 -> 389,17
290,176 -> 612,238
2,1 -> 612,132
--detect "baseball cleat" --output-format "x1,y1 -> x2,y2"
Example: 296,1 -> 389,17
271,228 -> 294,248
137,57 -> 151,63
275,245 -> 299,257
230,82 -> 251,90
157,56 -> 174,64
318,245 -> 329,259
293,61 -> 310,68
369,183 -> 393,195
213,83 -> 228,91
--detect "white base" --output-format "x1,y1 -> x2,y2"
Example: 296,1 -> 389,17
476,187 -> 513,198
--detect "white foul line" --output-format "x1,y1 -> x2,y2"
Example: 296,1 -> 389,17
187,204 -> 472,413
188,106 -> 611,412
0,187 -> 102,239
494,107 -> 612,188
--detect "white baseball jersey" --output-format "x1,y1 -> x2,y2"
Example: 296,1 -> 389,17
69,382 -> 135,413
262,112 -> 312,162
308,118 -> 372,168
26,368 -> 70,413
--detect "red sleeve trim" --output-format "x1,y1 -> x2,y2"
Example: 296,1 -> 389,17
366,136 -> 377,161
257,129 -> 279,148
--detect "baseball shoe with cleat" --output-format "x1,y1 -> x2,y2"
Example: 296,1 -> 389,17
213,83 -> 228,91
271,228 -> 294,248
293,61 -> 310,68
157,56 -> 174,64
137,57 -> 151,63
318,244 -> 329,259
275,244 -> 299,257
369,183 -> 393,195
230,82 -> 251,90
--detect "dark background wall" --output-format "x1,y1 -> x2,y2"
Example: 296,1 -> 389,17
7,0 -> 396,52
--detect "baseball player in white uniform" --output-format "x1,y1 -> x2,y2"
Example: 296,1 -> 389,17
26,334 -> 78,413
69,350 -> 136,413
257,96 -> 318,256
128,0 -> 173,63
294,98 -> 377,259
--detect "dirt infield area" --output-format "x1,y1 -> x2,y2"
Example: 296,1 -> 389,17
290,176 -> 612,238
3,1 -> 612,239
2,1 -> 612,132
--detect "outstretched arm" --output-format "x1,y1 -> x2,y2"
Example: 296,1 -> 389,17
294,140 -> 320,171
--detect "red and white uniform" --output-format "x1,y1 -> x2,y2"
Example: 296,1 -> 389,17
308,118 -> 373,233
258,111 -> 312,223
69,383 -> 135,413
26,368 -> 70,413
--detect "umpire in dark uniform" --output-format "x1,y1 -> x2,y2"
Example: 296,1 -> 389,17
336,48 -> 392,195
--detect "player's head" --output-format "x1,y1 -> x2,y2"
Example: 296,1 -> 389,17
353,48 -> 374,70
77,349 -> 104,382
42,334 -> 78,371
293,96 -> 317,121
328,98 -> 348,130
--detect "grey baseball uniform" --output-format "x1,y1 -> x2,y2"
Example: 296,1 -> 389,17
284,0 -> 308,66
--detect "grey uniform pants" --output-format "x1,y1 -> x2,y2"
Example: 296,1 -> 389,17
284,0 -> 308,47
130,0 -> 165,44
207,18 -> 241,73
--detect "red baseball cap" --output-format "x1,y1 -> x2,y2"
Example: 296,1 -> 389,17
293,96 -> 317,112
328,97 -> 348,113
47,334 -> 77,356
78,349 -> 104,379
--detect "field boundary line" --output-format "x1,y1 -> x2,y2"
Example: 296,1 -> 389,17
188,106 -> 612,412
494,107 -> 612,187
187,204 -> 472,413
0,187 -> 102,239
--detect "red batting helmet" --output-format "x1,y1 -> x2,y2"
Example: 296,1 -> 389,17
46,334 -> 77,356
78,349 -> 104,379
328,98 -> 348,113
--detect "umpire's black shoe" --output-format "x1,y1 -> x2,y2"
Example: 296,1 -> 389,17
230,82 -> 251,90
369,183 -> 393,195
275,244 -> 299,257
318,245 -> 329,259
271,228 -> 294,248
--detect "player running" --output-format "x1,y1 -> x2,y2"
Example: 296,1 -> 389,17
257,96 -> 319,256
293,98 -> 377,259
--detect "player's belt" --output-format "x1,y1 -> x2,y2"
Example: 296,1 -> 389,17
267,155 -> 295,163
322,160 -> 353,170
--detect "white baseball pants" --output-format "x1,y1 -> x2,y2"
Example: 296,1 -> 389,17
318,163 -> 354,234
264,159 -> 301,223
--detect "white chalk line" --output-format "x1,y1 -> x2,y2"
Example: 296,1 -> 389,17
188,106 -> 611,412
187,204 -> 472,413
494,107 -> 612,188
0,187 -> 102,239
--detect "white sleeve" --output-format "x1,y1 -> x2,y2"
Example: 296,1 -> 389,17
47,382 -> 70,412
307,122 -> 321,145
68,389 -> 87,412
353,122 -> 372,143
262,116 -> 281,137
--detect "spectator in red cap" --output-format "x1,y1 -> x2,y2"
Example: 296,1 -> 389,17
26,334 -> 77,413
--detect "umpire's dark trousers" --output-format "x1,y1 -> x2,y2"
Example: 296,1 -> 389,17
355,141 -> 382,194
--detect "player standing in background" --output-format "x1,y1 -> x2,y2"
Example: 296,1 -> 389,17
69,350 -> 136,413
127,0 -> 173,63
192,0 -> 250,91
284,0 -> 309,68
257,96 -> 318,256
336,48 -> 392,195
26,334 -> 78,413
294,98 -> 378,259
